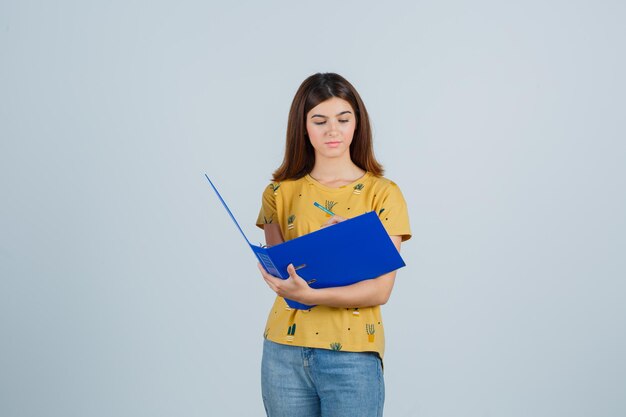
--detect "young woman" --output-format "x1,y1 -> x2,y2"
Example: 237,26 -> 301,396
256,73 -> 411,417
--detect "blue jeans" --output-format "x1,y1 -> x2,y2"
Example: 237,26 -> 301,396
261,339 -> 385,417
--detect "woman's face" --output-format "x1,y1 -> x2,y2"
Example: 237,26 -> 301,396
305,97 -> 357,160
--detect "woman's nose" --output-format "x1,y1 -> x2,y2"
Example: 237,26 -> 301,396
327,119 -> 340,134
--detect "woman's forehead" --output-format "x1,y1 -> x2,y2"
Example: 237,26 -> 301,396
308,97 -> 354,116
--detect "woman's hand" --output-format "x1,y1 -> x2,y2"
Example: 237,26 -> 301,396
321,215 -> 347,228
258,263 -> 315,304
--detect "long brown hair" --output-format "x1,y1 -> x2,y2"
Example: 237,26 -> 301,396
272,73 -> 384,182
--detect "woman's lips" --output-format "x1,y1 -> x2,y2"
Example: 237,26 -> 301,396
325,141 -> 342,147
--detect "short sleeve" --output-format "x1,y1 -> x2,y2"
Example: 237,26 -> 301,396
256,182 -> 279,229
377,182 -> 412,241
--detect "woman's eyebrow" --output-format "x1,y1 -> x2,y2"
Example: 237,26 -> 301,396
310,110 -> 353,119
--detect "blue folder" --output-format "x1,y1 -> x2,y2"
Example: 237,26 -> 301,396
205,174 -> 406,309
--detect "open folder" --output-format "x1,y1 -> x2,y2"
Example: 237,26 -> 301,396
205,174 -> 406,309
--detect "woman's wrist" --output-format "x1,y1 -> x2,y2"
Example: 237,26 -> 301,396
300,287 -> 320,305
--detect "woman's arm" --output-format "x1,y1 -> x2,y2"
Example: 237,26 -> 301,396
258,235 -> 403,308
263,223 -> 284,246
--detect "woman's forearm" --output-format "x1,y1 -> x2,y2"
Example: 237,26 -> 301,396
304,272 -> 396,308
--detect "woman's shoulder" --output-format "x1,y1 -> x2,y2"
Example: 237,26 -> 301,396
365,174 -> 409,206
261,176 -> 308,195
366,173 -> 403,190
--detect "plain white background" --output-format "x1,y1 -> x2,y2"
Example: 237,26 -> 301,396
1,1 -> 625,416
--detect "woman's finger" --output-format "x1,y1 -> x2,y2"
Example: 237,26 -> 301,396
264,278 -> 277,292
321,215 -> 347,228
258,263 -> 278,291
263,274 -> 279,291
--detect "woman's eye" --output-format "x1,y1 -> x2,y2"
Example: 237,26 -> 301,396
313,121 -> 326,125
339,119 -> 349,123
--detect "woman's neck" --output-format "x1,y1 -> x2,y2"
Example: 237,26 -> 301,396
309,158 -> 366,185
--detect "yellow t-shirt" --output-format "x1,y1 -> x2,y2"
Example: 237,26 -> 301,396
255,172 -> 411,358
